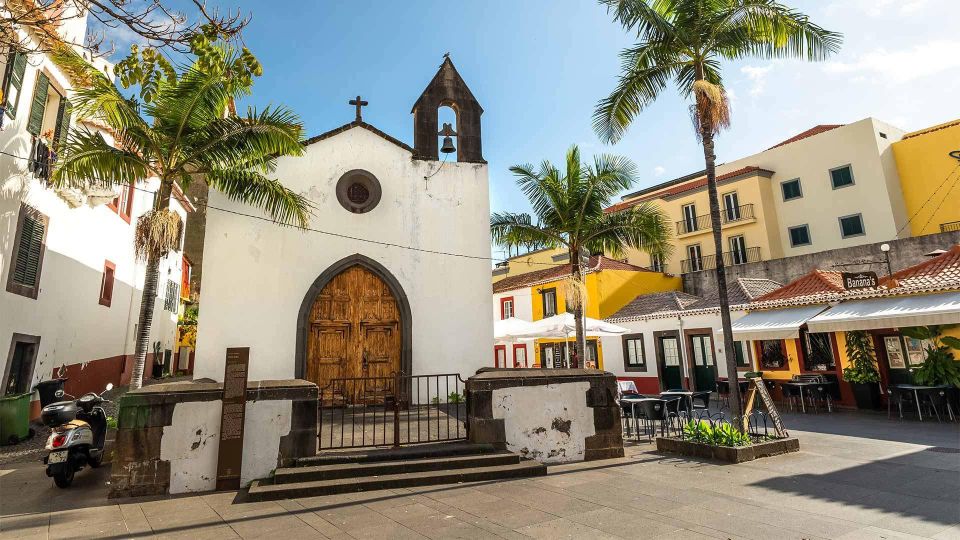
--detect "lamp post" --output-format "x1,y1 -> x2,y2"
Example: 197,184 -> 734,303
880,243 -> 893,278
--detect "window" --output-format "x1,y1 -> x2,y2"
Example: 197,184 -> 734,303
541,288 -> 557,317
661,336 -> 681,366
830,165 -> 855,189
650,254 -> 664,273
879,132 -> 888,139
758,340 -> 787,369
622,334 -> 646,371
163,279 -> 179,312
801,331 -> 836,371
723,192 -> 740,221
494,345 -> 506,368
99,261 -> 116,307
2,49 -> 28,118
6,203 -> 48,299
513,345 -> 527,368
686,244 -> 703,272
682,203 -> 698,233
839,213 -> 865,238
781,179 -> 802,201
108,183 -> 135,223
729,235 -> 747,265
500,297 -> 514,320
788,224 -> 811,247
3,334 -> 40,396
734,341 -> 750,368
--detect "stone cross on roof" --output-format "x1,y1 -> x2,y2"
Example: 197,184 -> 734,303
349,95 -> 368,122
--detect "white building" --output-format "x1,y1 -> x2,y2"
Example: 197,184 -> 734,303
195,58 -> 492,387
601,279 -> 780,394
0,7 -> 190,416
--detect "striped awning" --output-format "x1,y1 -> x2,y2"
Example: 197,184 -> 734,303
725,304 -> 829,341
806,292 -> 960,333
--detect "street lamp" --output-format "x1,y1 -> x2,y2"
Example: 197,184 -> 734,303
880,243 -> 893,278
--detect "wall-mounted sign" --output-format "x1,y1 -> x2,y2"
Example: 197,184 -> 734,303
216,347 -> 249,490
842,271 -> 879,290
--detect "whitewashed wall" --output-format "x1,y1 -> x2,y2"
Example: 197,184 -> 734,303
492,287 -> 535,367
195,126 -> 492,381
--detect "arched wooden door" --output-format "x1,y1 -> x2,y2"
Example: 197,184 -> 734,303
305,265 -> 402,391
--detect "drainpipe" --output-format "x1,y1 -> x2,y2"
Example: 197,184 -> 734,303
677,314 -> 689,390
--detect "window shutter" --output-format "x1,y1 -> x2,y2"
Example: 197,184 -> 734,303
13,215 -> 44,286
26,71 -> 48,136
4,51 -> 27,116
54,98 -> 71,150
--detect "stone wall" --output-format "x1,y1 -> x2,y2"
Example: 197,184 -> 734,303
109,379 -> 317,498
683,231 -> 960,297
466,368 -> 623,463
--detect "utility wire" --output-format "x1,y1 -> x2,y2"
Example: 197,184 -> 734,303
894,161 -> 960,239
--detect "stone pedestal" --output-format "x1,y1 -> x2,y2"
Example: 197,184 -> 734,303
109,379 -> 317,498
466,369 -> 623,463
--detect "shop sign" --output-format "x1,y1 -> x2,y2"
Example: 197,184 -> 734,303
842,271 -> 879,290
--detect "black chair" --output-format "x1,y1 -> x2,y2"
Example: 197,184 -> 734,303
638,399 -> 671,441
781,384 -> 800,412
692,391 -> 711,411
888,386 -> 916,420
917,388 -> 954,422
811,385 -> 833,413
716,380 -> 731,408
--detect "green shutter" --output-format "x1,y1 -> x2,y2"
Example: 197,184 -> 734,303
13,214 -> 44,286
26,71 -> 48,136
4,51 -> 27,117
54,99 -> 71,150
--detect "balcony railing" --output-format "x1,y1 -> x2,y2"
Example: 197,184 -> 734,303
675,204 -> 755,235
941,221 -> 960,233
681,246 -> 761,274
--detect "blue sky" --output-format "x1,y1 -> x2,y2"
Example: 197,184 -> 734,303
106,1 -> 957,261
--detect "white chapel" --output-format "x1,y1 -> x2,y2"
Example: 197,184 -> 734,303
194,57 -> 493,387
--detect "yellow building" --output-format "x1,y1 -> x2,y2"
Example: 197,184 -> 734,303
492,256 -> 681,370
892,119 -> 960,237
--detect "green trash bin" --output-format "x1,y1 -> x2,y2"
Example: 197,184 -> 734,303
0,392 -> 32,445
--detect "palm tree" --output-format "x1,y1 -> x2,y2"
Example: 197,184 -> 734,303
52,46 -> 311,389
594,0 -> 841,422
491,145 -> 671,365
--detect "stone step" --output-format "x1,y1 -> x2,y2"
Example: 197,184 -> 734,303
275,452 -> 520,484
296,442 -> 496,466
248,460 -> 546,501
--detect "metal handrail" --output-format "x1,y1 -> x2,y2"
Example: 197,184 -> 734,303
676,204 -> 755,235
681,246 -> 761,274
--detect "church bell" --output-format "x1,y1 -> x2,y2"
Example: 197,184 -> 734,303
438,122 -> 457,154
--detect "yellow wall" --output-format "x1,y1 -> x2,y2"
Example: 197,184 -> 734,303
595,269 -> 682,319
893,120 -> 960,236
492,247 -> 567,282
622,173 -> 783,275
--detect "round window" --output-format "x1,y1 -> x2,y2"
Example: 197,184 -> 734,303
335,170 -> 382,214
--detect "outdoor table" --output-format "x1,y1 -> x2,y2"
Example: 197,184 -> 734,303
890,384 -> 952,422
659,391 -> 695,413
620,397 -> 657,439
781,380 -> 837,413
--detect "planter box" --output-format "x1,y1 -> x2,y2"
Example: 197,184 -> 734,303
656,436 -> 800,463
850,382 -> 883,410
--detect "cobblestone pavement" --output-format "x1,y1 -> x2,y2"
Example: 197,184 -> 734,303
1,410 -> 958,539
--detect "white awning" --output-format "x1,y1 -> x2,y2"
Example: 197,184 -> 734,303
724,304 -> 829,341
806,292 -> 960,332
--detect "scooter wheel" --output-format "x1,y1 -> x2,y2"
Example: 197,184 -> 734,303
53,468 -> 74,488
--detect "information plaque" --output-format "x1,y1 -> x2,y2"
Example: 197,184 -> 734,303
216,347 -> 249,490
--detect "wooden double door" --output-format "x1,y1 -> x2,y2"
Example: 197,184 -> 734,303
305,265 -> 402,391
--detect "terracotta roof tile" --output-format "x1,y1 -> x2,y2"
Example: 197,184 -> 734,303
695,278 -> 783,309
609,291 -> 703,319
768,125 -> 844,150
605,166 -> 772,213
885,244 -> 960,290
753,270 -> 846,305
492,256 -> 650,294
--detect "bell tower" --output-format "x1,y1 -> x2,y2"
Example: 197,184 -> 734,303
412,56 -> 484,163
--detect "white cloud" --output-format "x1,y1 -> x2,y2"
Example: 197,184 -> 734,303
825,0 -> 929,17
653,166 -> 666,177
741,64 -> 773,96
824,40 -> 960,84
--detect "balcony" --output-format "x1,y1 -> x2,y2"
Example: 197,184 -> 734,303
681,246 -> 761,274
941,221 -> 960,233
675,204 -> 755,236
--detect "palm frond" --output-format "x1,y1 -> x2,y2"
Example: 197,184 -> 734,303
490,212 -> 564,250
52,128 -> 153,189
181,105 -> 304,174
204,168 -> 312,228
582,201 -> 672,259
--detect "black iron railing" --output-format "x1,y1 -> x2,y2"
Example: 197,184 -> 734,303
681,246 -> 761,274
941,221 -> 960,233
676,204 -> 755,235
317,372 -> 468,449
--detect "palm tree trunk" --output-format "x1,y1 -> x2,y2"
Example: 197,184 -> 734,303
129,181 -> 174,390
697,103 -> 744,426
571,248 -> 585,369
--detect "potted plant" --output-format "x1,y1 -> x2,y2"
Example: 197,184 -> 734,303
841,330 -> 882,409
902,325 -> 960,388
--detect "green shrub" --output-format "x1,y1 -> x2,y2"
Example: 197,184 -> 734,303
842,330 -> 880,384
682,420 -> 751,447
902,325 -> 960,388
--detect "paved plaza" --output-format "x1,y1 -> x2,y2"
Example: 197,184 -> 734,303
1,411 -> 958,540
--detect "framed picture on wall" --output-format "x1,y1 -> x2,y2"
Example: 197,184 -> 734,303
884,336 -> 906,369
904,338 -> 928,366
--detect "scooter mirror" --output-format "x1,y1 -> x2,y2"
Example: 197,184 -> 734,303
105,383 -> 114,392
54,389 -> 64,398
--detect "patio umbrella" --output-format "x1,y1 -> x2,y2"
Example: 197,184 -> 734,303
510,313 -> 629,338
493,317 -> 538,343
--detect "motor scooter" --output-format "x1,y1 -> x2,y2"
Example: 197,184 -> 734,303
40,383 -> 112,488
